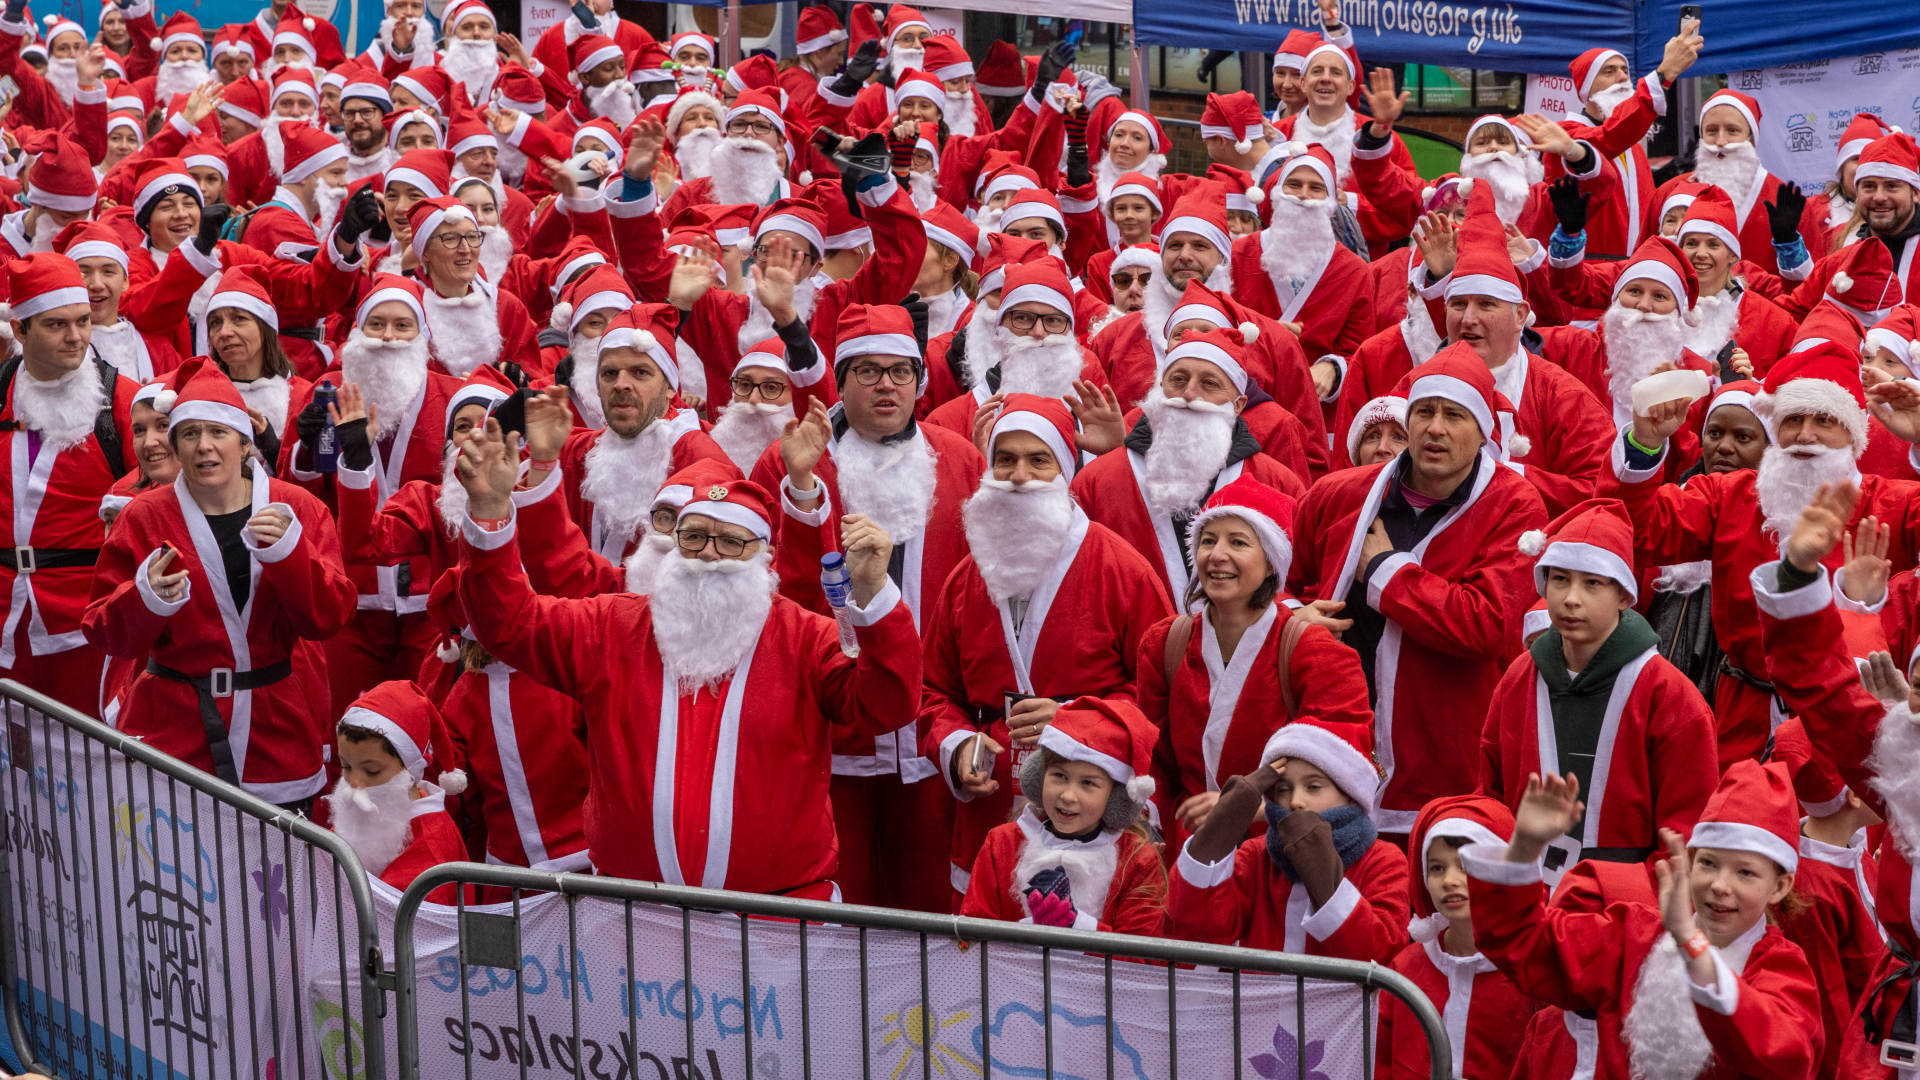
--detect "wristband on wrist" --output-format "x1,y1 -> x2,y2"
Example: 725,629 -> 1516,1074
1625,429 -> 1662,456
529,457 -> 559,472
1681,931 -> 1710,959
474,516 -> 510,531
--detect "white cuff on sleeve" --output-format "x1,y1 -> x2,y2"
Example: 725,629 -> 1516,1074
134,548 -> 191,616
179,238 -> 223,279
818,82 -> 858,108
856,176 -> 901,208
462,510 -> 518,549
1687,947 -> 1740,1015
781,475 -> 833,525
1315,354 -> 1347,403
1366,551 -> 1418,609
239,503 -> 303,563
1351,136 -> 1395,162
938,728 -> 978,801
845,578 -> 903,627
1831,566 -> 1888,614
510,463 -> 564,508
325,232 -> 365,270
1301,877 -> 1362,942
1563,143 -> 1605,180
1513,239 -> 1547,275
1176,836 -> 1237,889
169,112 -> 198,138
1610,427 -> 1668,482
1642,73 -> 1669,118
605,186 -> 656,218
1459,841 -> 1544,885
73,83 -> 106,105
561,191 -> 605,215
335,464 -> 375,491
1747,561 -> 1834,621
1070,909 -> 1100,932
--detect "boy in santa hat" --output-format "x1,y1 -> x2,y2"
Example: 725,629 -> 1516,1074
1463,762 -> 1821,1080
328,680 -> 474,904
960,696 -> 1166,936
1376,794 -> 1534,1080
1164,715 -> 1408,961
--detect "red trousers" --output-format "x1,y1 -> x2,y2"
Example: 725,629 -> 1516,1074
830,771 -> 955,912
325,608 -> 436,721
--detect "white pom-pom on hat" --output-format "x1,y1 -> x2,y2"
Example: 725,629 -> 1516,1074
1683,304 -> 1702,326
1508,433 -> 1531,458
436,639 -> 462,663
1238,321 -> 1259,341
549,301 -> 573,332
1517,528 -> 1547,556
1245,185 -> 1264,205
1125,774 -> 1155,801
633,328 -> 660,352
798,170 -> 813,184
1234,139 -> 1252,154
437,768 -> 468,795
42,14 -> 56,26
1834,271 -> 1854,294
1908,340 -> 1920,365
302,16 -> 315,30
149,36 -> 162,50
0,302 -> 13,343
153,389 -> 178,413
1407,912 -> 1447,943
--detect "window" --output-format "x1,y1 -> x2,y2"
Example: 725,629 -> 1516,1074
1400,65 -> 1522,112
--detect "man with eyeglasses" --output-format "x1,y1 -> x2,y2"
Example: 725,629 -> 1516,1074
732,304 -> 983,912
658,89 -> 796,221
338,73 -> 396,181
709,338 -> 811,474
454,422 -> 920,900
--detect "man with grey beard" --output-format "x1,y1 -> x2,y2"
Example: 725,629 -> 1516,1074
1605,341 -> 1920,769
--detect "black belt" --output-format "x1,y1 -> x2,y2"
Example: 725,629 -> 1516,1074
146,658 -> 293,786
0,546 -> 97,572
1719,657 -> 1776,693
278,324 -> 323,342
1865,935 -> 1920,1047
1580,846 -> 1656,864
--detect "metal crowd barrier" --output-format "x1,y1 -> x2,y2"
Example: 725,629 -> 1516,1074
0,680 -> 388,1080
1160,118 -> 1212,178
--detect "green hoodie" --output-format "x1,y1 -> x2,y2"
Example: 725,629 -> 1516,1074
1527,608 -> 1662,809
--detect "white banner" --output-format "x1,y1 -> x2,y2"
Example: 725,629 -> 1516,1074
1524,73 -> 1580,122
1735,49 -> 1920,195
522,0 -> 569,46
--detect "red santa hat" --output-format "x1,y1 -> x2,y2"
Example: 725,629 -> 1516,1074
384,148 -> 453,199
1106,172 -> 1164,216
1701,377 -> 1763,428
392,67 -> 450,113
1688,759 -> 1800,872
1159,190 -> 1233,263
834,303 -> 920,370
443,364 -> 516,437
1163,327 -> 1252,395
655,460 -> 741,516
978,234 -> 1053,297
1345,394 -> 1408,464
212,24 -> 256,61
1405,795 -> 1514,939
1866,304 -> 1920,375
1300,41 -> 1355,79
1037,696 -> 1158,803
598,305 -> 684,390
733,337 -> 794,378
271,67 -> 318,107
1272,28 -> 1322,72
882,5 -> 931,48
890,69 -> 946,112
156,357 -> 252,435
1186,474 -> 1296,581
665,85 -> 723,138
270,7 -> 317,58
1517,497 -> 1639,601
20,132 -> 97,213
1570,48 -> 1629,104
1443,180 -> 1525,306
724,88 -> 787,137
39,14 -> 84,49
795,178 -> 867,252
405,195 -> 477,260
1104,110 -> 1167,156
700,203 -> 758,250
218,77 -> 270,129
910,121 -> 941,169
339,680 -> 467,793
126,157 -> 200,220
155,10 -> 205,54
54,220 -> 129,270
340,68 -> 392,110
921,36 -> 973,82
975,40 -> 1025,97
1789,298 -> 1866,357
1699,88 -> 1760,132
106,111 -> 145,149
273,120 -> 346,183
183,135 -> 230,179
676,477 -> 775,542
977,160 -> 1040,204
109,79 -> 147,116
1200,91 -> 1264,154
920,202 -> 979,270
1754,339 -> 1870,454
751,197 -> 827,258
551,265 -> 634,335
386,111 -> 445,158
441,0 -> 495,33
570,32 -> 624,78
1108,244 -> 1161,285
1162,277 -> 1260,345
1611,235 -> 1700,325
205,264 -> 279,332
1204,164 -> 1262,213
1823,238 -> 1903,321
1676,186 -> 1743,259
795,6 -> 847,54
354,273 -> 428,340
989,394 -> 1080,478
1463,114 -> 1529,150
1400,342 -> 1504,445
1276,143 -> 1339,196
666,31 -> 716,62
1770,716 -> 1852,818
570,116 -> 623,157
1000,188 -> 1065,238
1260,717 -> 1382,814
1522,598 -> 1552,641
494,65 -> 546,115
0,252 -> 89,334
1000,258 -> 1076,329
447,116 -> 497,161
1838,113 -> 1898,169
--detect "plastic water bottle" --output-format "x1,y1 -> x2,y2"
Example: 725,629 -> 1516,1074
819,553 -> 860,658
312,380 -> 339,474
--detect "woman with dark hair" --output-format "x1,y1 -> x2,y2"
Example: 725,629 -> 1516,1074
198,267 -> 313,455
1135,477 -> 1373,854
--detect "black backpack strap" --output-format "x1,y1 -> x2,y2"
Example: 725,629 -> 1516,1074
0,354 -> 21,432
90,355 -> 127,479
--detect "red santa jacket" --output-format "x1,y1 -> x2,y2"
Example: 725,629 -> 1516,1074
421,277 -> 545,381
1782,831 -> 1888,1080
960,809 -> 1165,936
1652,169 -> 1826,277
83,471 -> 357,802
1378,937 -> 1540,1080
439,661 -> 592,872
918,510 -> 1174,892
1781,236 -> 1920,318
556,415 -> 736,565
457,515 -> 922,896
1544,261 -> 1800,379
1164,831 -> 1409,961
1547,74 -> 1668,258
1477,643 -> 1718,866
371,784 -> 475,906
1230,231 -> 1374,371
1289,454 -> 1545,833
1136,606 -> 1373,852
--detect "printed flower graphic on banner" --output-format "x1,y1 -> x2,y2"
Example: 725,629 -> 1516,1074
880,997 -> 982,1078
1250,1022 -> 1331,1080
252,860 -> 288,938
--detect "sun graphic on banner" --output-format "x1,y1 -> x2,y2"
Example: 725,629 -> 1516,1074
879,998 -> 983,1079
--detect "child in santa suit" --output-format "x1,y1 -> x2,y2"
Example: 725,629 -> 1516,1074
1376,795 -> 1537,1080
1463,764 -> 1822,1080
326,680 -> 475,905
959,697 -> 1166,935
1162,717 -> 1408,961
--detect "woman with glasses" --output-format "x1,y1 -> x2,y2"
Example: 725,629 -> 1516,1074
402,195 -> 543,381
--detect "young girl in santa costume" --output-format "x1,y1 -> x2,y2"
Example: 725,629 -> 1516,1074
326,679 -> 474,905
1462,764 -> 1822,1080
959,696 -> 1166,935
1375,794 -> 1535,1080
1161,716 -> 1408,962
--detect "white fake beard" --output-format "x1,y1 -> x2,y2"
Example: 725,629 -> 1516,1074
1261,195 -> 1337,288
1460,150 -> 1537,226
1294,109 -> 1354,182
442,36 -> 499,101
1684,291 -> 1742,359
89,320 -> 147,382
962,476 -> 1075,602
971,203 -> 1005,240
44,57 -> 79,106
497,140 -> 529,186
924,287 -> 962,337
941,90 -> 976,137
1402,298 -> 1444,365
1867,702 -> 1920,860
13,360 -> 105,451
1140,265 -> 1231,354
1693,140 -> 1762,208
736,277 -> 815,355
710,137 -> 783,206
889,46 -> 925,79
622,530 -> 676,595
1654,560 -> 1714,595
674,127 -> 722,181
568,336 -> 606,429
1624,937 -> 1718,1080
1011,826 -> 1117,922
340,331 -> 430,441
586,80 -> 641,129
155,58 -> 212,103
579,423 -> 676,551
477,225 -> 513,283
232,375 -> 290,436
1756,443 -> 1857,545
675,339 -> 706,401
312,178 -> 349,234
423,289 -> 503,376
1587,80 -> 1635,122
834,427 -> 938,542
1095,153 -> 1166,204
261,120 -> 287,178
649,549 -> 777,691
1087,305 -> 1128,338
1139,388 -> 1235,516
910,169 -> 939,212
26,209 -> 60,252
992,327 -> 1082,399
708,400 -> 792,473
1603,306 -> 1688,414
961,299 -> 998,390
435,447 -> 468,537
347,146 -> 396,183
326,772 -> 415,877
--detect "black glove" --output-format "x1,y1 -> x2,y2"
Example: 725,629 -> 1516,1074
113,0 -> 132,9
1066,141 -> 1091,188
493,388 -> 533,440
335,416 -> 372,471
368,211 -> 392,246
335,187 -> 380,247
1548,175 -> 1589,235
1030,41 -> 1076,101
194,203 -> 231,256
294,398 -> 328,454
901,291 -> 930,357
1766,184 -> 1808,245
569,1 -> 600,33
5,0 -> 31,18
844,38 -> 881,84
830,132 -> 892,220
499,361 -> 529,389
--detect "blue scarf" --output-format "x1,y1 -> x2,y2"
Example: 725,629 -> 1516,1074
1263,803 -> 1377,882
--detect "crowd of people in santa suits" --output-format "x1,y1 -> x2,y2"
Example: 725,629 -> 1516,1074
0,0 -> 1919,1070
